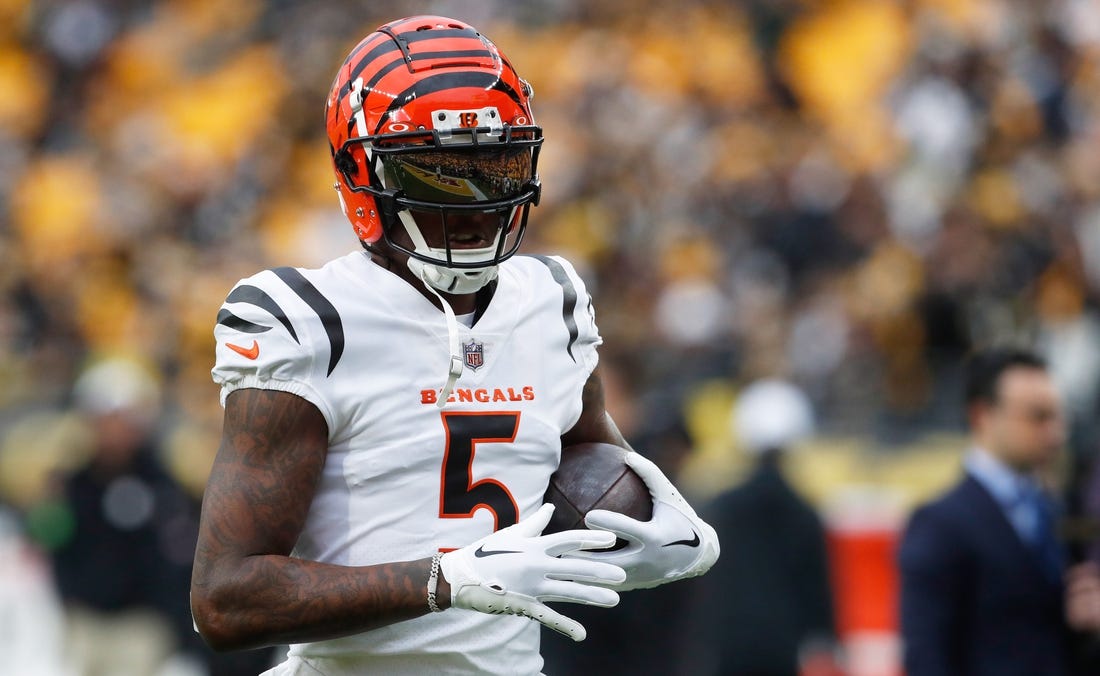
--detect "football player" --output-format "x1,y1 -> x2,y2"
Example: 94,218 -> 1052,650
190,15 -> 718,675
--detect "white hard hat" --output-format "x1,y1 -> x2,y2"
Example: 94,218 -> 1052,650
72,357 -> 160,418
731,379 -> 814,454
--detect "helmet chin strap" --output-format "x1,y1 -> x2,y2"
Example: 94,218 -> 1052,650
396,210 -> 507,408
415,266 -> 465,409
398,210 -> 502,295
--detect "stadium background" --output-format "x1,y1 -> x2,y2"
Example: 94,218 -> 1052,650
1,0 -> 1098,673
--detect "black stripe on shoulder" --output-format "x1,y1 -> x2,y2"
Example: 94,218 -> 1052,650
216,309 -> 272,334
526,255 -> 579,362
271,267 -> 345,376
226,284 -> 300,344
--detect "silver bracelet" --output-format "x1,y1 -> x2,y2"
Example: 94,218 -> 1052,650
427,552 -> 444,613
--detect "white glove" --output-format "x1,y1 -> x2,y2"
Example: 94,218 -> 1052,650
439,503 -> 627,641
574,451 -> 719,591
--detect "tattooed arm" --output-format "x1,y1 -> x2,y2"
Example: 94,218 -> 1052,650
190,388 -> 450,651
560,365 -> 630,449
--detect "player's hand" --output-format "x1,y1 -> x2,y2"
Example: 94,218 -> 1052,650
439,503 -> 626,641
574,451 -> 719,591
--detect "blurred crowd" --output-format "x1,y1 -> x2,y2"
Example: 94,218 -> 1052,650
2,0 -> 1100,673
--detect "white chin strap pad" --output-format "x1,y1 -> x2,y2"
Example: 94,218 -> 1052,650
407,258 -> 499,295
398,210 -> 503,295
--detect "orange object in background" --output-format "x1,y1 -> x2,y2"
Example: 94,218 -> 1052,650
829,527 -> 899,636
825,489 -> 905,676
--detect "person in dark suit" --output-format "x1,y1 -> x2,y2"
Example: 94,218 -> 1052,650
676,379 -> 838,676
899,347 -> 1071,676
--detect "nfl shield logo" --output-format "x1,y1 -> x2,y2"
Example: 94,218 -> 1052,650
463,339 -> 485,370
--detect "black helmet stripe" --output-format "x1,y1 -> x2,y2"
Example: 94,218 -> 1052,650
345,39 -> 401,83
348,27 -> 480,86
339,49 -> 497,111
410,48 -> 494,62
372,71 -> 525,135
341,34 -> 388,70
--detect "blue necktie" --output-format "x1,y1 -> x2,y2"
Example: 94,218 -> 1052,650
1023,487 -> 1065,584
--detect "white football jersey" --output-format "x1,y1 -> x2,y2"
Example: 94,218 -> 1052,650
211,251 -> 601,676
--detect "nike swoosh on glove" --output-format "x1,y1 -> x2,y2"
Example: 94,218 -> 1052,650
439,503 -> 627,641
571,451 -> 719,591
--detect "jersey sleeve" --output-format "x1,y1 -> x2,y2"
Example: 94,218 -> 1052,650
210,272 -> 336,430
545,255 -> 603,377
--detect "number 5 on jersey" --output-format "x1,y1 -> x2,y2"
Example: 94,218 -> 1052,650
439,412 -> 521,532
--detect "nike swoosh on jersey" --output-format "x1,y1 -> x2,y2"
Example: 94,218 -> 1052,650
474,545 -> 522,558
226,340 -> 260,360
662,530 -> 700,548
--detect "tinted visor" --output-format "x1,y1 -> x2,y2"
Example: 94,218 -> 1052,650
380,147 -> 533,205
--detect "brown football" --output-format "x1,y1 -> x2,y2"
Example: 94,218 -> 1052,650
543,442 -> 653,549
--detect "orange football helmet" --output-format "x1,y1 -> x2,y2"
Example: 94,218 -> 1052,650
325,16 -> 542,293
